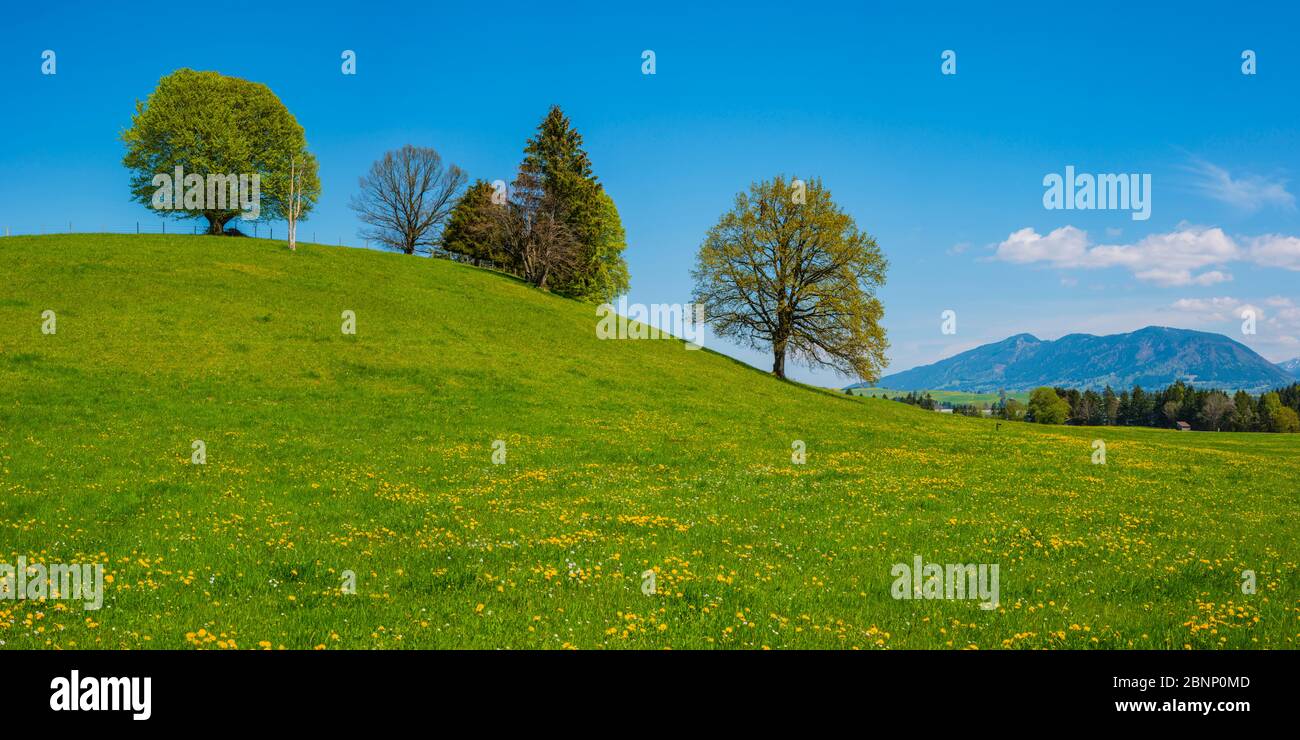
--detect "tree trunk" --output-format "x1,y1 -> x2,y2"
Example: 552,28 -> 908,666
772,345 -> 786,379
205,213 -> 230,235
771,303 -> 794,379
772,311 -> 791,378
287,157 -> 298,251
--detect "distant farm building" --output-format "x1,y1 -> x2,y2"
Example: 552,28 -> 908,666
1175,421 -> 1192,431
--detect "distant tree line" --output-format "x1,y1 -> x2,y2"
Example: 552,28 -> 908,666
874,390 -> 940,411
856,382 -> 1300,433
854,390 -> 994,416
1005,381 -> 1300,432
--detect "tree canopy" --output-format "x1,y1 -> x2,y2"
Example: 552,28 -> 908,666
441,180 -> 502,265
692,176 -> 888,381
121,69 -> 319,235
1028,387 -> 1070,424
521,106 -> 630,301
443,106 -> 629,301
349,145 -> 466,255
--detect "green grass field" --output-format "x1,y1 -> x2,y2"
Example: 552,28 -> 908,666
1,234 -> 1296,649
847,387 -> 1031,405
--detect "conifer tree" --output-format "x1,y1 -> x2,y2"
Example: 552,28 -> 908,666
520,106 -> 630,301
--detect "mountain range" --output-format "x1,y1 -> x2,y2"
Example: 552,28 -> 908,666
865,326 -> 1295,393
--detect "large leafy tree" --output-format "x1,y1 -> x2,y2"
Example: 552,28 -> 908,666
1199,392 -> 1235,431
122,69 -> 319,235
1262,392 -> 1300,432
519,106 -> 629,301
1232,390 -> 1257,431
692,176 -> 888,381
1027,387 -> 1070,424
583,189 -> 631,300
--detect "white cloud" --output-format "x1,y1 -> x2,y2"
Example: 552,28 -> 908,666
1170,296 -> 1238,312
1134,268 -> 1231,287
993,224 -> 1300,285
1170,296 -> 1258,322
1246,234 -> 1300,270
1169,295 -> 1300,360
1266,297 -> 1300,326
1185,159 -> 1295,212
992,225 -> 1240,286
1195,270 -> 1232,286
994,226 -> 1089,265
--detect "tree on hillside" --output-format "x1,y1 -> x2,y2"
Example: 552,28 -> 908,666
441,180 -> 504,266
1027,387 -> 1069,424
469,166 -> 580,289
277,154 -> 318,251
518,106 -> 630,302
581,189 -> 632,301
122,69 -> 320,235
350,145 -> 466,255
692,176 -> 889,381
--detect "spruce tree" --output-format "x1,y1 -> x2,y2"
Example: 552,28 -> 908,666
442,180 -> 502,266
521,106 -> 630,302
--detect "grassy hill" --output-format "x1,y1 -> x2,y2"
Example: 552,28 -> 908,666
1,234 -> 1296,649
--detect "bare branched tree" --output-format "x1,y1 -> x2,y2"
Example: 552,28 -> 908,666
350,145 -> 467,254
472,166 -> 580,289
1199,392 -> 1235,431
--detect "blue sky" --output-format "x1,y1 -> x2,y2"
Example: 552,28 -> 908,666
4,1 -> 1299,384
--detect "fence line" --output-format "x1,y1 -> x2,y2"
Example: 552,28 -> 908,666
0,222 -> 358,248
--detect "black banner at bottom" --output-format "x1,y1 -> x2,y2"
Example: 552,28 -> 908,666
0,649 -> 1288,728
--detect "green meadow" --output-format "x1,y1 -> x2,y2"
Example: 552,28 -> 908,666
1,234 -> 1296,649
